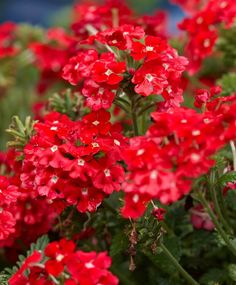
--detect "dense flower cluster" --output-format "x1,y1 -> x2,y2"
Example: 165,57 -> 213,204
179,0 -> 236,73
20,111 -> 126,213
0,22 -> 18,58
1,0 -> 236,284
0,150 -> 57,249
62,25 -> 188,110
122,95 -> 236,218
9,238 -> 118,285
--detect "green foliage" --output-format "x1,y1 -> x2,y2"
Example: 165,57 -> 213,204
217,27 -> 236,68
200,268 -> 229,285
5,235 -> 49,276
0,272 -> 9,285
6,115 -> 36,150
49,89 -> 85,120
228,264 -> 236,282
217,171 -> 236,187
217,73 -> 236,96
110,231 -> 129,257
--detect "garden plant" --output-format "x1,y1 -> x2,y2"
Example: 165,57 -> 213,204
1,0 -> 236,284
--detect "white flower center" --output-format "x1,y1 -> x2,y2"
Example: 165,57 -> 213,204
203,39 -> 210,48
74,63 -> 80,70
92,142 -> 99,148
146,46 -> 154,52
105,69 -> 113,76
92,120 -> 100,126
50,126 -> 58,131
56,254 -> 64,262
104,169 -> 111,177
191,153 -> 201,162
192,130 -> 201,136
50,145 -> 58,152
82,188 -> 88,195
85,262 -> 94,269
133,194 -> 139,203
51,175 -> 58,183
150,170 -> 158,180
137,149 -> 144,156
114,139 -> 120,146
78,159 -> 85,166
146,74 -> 154,82
196,17 -> 203,24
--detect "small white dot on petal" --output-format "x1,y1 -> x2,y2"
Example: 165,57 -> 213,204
133,194 -> 139,203
85,262 -> 94,269
50,145 -> 58,152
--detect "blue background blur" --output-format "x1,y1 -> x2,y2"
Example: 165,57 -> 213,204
0,0 -> 183,31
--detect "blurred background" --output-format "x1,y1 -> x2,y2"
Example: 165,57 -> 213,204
0,0 -> 184,31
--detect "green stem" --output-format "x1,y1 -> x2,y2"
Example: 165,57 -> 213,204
114,100 -> 130,114
138,103 -> 157,116
209,172 -> 233,234
130,92 -> 139,136
218,185 -> 235,232
198,192 -> 236,257
131,110 -> 139,136
160,242 -> 199,285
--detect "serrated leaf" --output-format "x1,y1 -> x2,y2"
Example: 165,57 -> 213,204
6,235 -> 49,276
110,231 -> 129,257
0,272 -> 10,285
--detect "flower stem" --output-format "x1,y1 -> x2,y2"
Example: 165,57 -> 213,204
209,172 -> 233,234
230,140 -> 236,171
160,242 -> 199,285
131,110 -> 139,136
198,192 -> 236,257
130,93 -> 139,136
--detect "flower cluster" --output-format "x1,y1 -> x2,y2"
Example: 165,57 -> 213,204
122,96 -> 236,218
71,0 -> 167,39
63,25 -> 188,110
20,111 -> 126,213
179,0 -> 236,73
0,150 -> 57,250
0,22 -> 18,59
171,0 -> 207,14
9,238 -> 118,285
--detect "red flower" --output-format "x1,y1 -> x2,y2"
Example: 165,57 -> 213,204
131,35 -> 167,61
132,60 -> 168,96
190,204 -> 215,231
92,53 -> 126,85
9,250 -> 42,285
82,79 -> 115,110
0,210 -> 16,240
62,49 -> 98,85
66,251 -> 118,285
45,239 -> 75,277
152,207 -> 166,221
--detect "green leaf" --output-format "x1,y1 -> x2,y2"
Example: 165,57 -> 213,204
0,272 -> 10,285
217,73 -> 236,96
6,235 -> 49,276
228,264 -> 236,281
144,236 -> 181,275
217,171 -> 236,187
200,268 -> 228,284
110,231 -> 129,257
